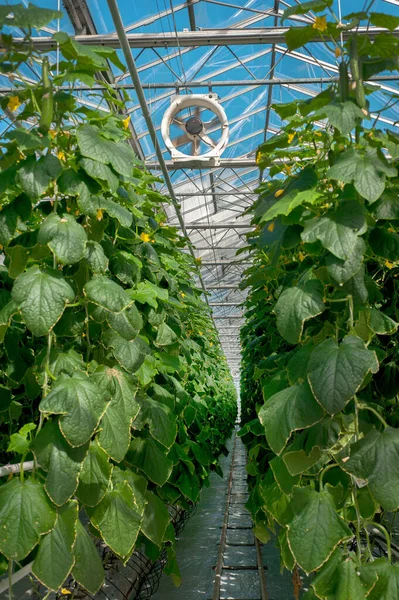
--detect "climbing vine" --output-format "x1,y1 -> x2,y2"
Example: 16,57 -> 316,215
0,6 -> 237,595
241,2 -> 399,598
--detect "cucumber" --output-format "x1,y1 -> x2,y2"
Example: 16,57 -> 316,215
39,57 -> 53,133
338,61 -> 349,103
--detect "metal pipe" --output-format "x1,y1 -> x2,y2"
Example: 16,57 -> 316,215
106,0 -> 210,307
145,158 -> 257,169
183,223 -> 251,229
3,74 -> 399,93
0,461 -> 34,478
15,26 -> 399,50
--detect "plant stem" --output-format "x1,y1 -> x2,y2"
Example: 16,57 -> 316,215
371,522 -> 392,562
357,404 -> 389,428
319,462 -> 338,491
36,332 -> 53,438
8,560 -> 13,600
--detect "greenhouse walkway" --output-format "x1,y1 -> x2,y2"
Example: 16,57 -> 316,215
154,430 -> 295,600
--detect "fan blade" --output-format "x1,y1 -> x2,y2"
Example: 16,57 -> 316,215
172,117 -> 186,129
192,137 -> 200,156
203,117 -> 220,131
194,106 -> 201,119
172,133 -> 191,148
201,134 -> 216,148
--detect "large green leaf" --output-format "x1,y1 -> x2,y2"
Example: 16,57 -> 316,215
133,395 -> 177,449
31,419 -> 89,506
84,240 -> 108,273
12,266 -> 75,337
76,125 -> 136,177
38,213 -> 87,265
17,154 -> 62,199
283,418 -> 341,475
327,148 -> 395,203
287,488 -> 352,574
76,441 -> 112,507
32,501 -> 78,592
285,25 -> 316,51
112,468 -> 148,516
0,4 -> 63,28
105,330 -> 150,373
315,102 -> 367,134
282,0 -> 332,21
0,478 -> 56,560
274,279 -> 325,344
72,520 -> 104,595
97,368 -> 139,462
301,202 -> 366,260
269,455 -> 300,495
87,481 -> 142,560
308,336 -> 379,415
344,427 -> 399,511
84,276 -> 131,312
326,237 -> 366,284
367,563 -> 399,600
141,491 -> 170,547
39,373 -> 109,447
155,322 -> 178,346
369,227 -> 399,261
258,383 -> 324,455
127,436 -> 173,486
261,167 -> 320,221
107,303 -> 142,340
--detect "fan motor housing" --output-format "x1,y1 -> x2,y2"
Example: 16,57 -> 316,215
161,94 -> 229,163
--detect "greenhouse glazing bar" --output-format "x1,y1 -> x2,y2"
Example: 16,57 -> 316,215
18,26 -> 399,49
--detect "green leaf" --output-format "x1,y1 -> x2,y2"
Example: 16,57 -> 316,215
285,26 -> 316,51
84,240 -> 108,273
72,520 -> 104,595
274,279 -> 325,344
31,419 -> 89,506
370,12 -> 399,31
141,491 -> 170,547
130,280 -> 168,309
344,427 -> 399,511
32,501 -> 78,592
258,383 -> 324,455
38,213 -> 87,265
102,198 -> 132,228
84,275 -> 131,312
261,167 -> 320,221
367,563 -> 399,600
287,488 -> 352,574
270,455 -> 300,495
282,0 -> 332,21
105,330 -> 150,373
76,124 -> 136,178
369,227 -> 399,261
308,336 -> 379,415
369,308 -> 398,335
133,395 -> 177,449
127,436 -> 173,486
0,479 -> 56,561
39,373 -> 109,447
17,154 -> 62,199
112,468 -> 148,516
76,441 -> 112,507
327,149 -> 394,203
301,202 -> 366,260
155,322 -> 178,346
87,481 -> 142,560
371,191 -> 399,220
110,251 -> 141,286
107,303 -> 142,340
12,266 -> 75,337
315,101 -> 367,134
94,367 -> 139,462
1,4 -> 63,28
7,422 -> 36,455
326,237 -> 366,284
79,158 -> 119,191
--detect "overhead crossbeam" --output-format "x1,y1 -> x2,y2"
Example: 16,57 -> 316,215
18,26 -> 397,49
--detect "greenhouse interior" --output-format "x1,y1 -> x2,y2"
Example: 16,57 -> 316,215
2,0 -> 399,598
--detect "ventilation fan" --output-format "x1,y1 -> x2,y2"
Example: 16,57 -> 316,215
161,94 -> 229,163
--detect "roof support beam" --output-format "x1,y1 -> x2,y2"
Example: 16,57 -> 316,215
146,158 -> 258,169
187,0 -> 197,30
19,27 -> 399,50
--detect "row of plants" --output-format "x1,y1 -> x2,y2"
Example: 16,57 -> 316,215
240,2 -> 399,599
0,6 -> 237,596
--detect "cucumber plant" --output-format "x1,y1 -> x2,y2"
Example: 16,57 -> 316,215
0,6 -> 237,595
240,2 -> 399,597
